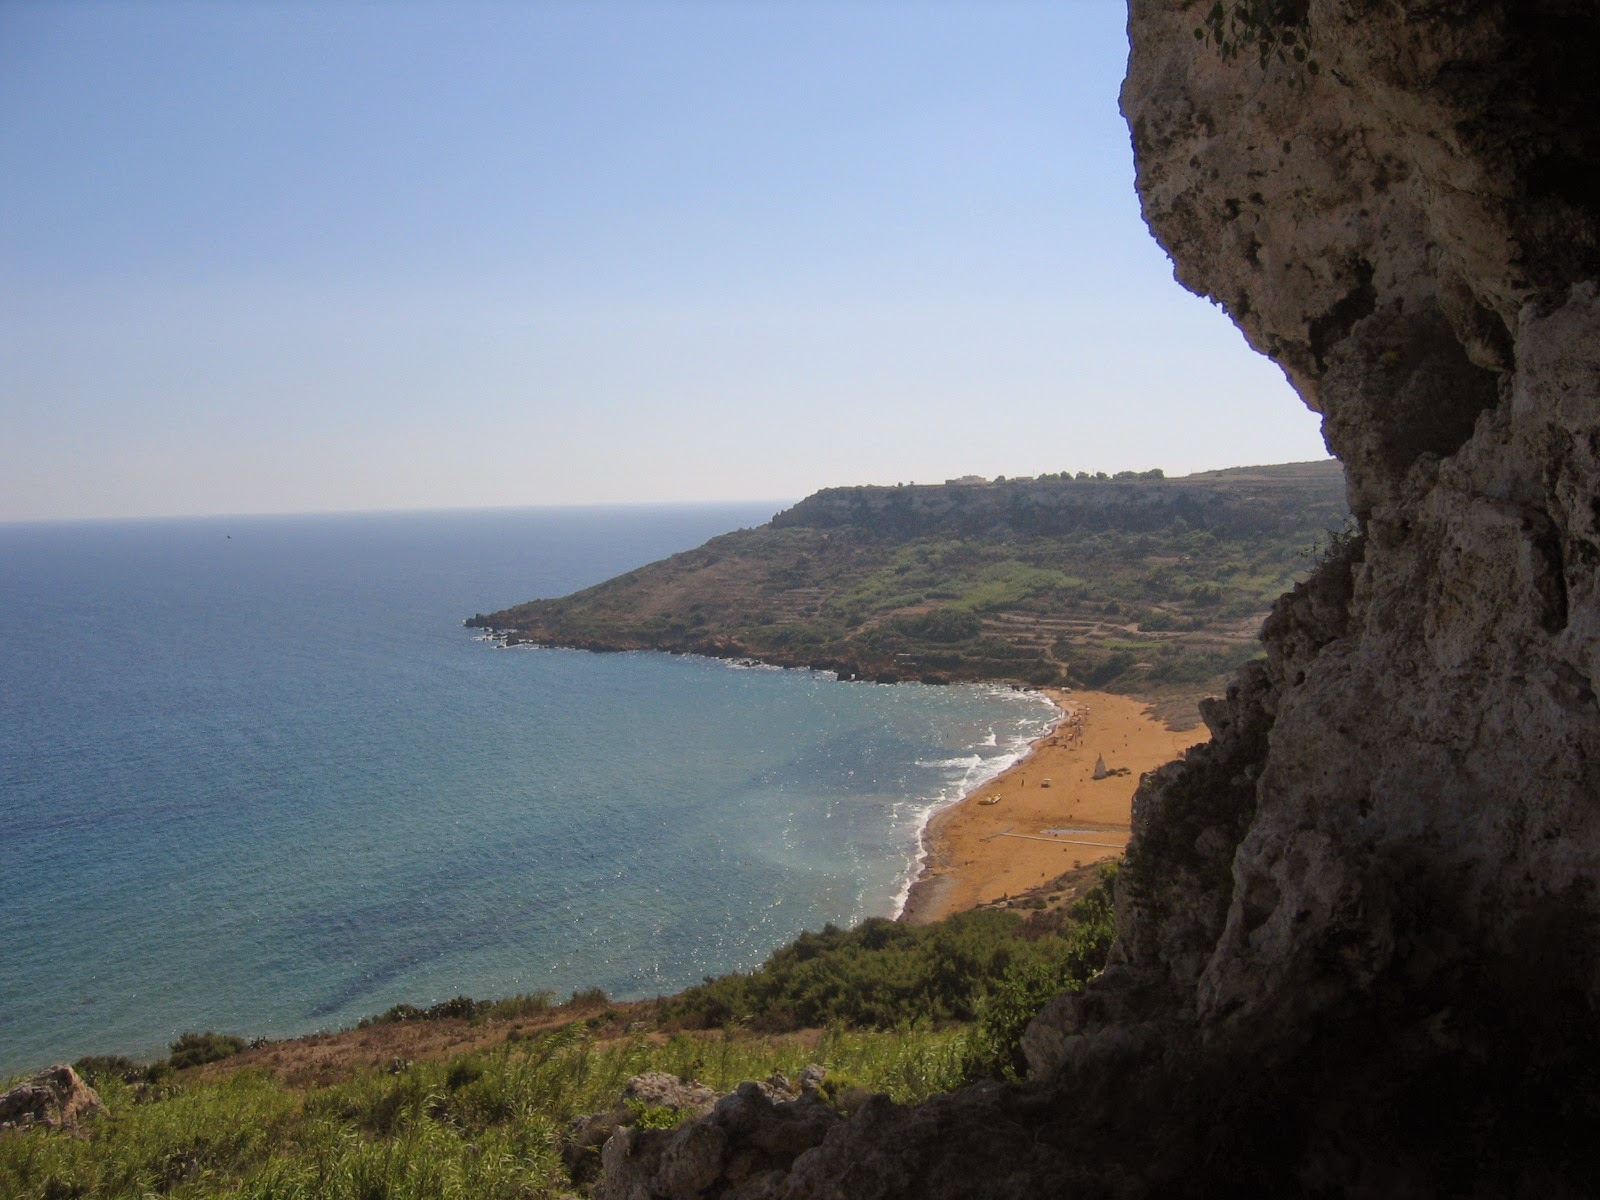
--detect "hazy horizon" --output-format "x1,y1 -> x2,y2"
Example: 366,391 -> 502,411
2,2 -> 1330,522
0,456 -> 1345,528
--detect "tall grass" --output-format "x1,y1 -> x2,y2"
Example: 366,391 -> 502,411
3,868 -> 1116,1198
0,1023 -> 971,1199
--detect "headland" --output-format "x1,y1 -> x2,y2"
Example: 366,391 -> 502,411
468,460 -> 1346,704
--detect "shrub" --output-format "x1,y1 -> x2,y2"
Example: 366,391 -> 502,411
357,991 -> 567,1030
358,1003 -> 425,1027
480,991 -> 555,1021
625,1099 -> 685,1130
358,995 -> 481,1028
1072,648 -> 1136,689
888,608 -> 982,644
71,1054 -> 147,1086
663,897 -> 1117,1036
168,1031 -> 247,1070
425,995 -> 481,1021
445,1056 -> 486,1090
965,863 -> 1119,1080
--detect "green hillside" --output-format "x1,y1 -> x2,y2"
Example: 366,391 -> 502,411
470,462 -> 1348,703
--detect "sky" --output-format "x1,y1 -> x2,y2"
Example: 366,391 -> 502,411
0,1 -> 1330,522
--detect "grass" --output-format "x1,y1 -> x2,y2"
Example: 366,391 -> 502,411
2,1028 -> 974,1200
1,870 -> 1119,1199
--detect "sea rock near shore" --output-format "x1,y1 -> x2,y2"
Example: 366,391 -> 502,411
0,1064 -> 102,1131
597,2 -> 1600,1194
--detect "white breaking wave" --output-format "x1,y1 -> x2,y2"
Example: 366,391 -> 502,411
888,690 -> 1065,918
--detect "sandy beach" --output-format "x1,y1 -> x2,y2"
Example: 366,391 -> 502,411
900,689 -> 1204,923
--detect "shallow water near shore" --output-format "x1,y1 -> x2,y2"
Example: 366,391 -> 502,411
0,506 -> 1054,1075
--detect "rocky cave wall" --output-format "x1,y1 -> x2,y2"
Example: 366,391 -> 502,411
1057,0 -> 1600,1059
597,3 -> 1600,1194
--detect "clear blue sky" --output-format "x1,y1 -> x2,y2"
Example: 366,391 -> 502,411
1,1 -> 1328,521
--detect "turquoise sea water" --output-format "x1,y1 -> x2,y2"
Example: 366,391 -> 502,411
0,506 -> 1056,1076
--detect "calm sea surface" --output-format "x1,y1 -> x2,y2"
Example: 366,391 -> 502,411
0,506 -> 1055,1075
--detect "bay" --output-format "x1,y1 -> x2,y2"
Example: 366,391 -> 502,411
0,505 -> 1055,1075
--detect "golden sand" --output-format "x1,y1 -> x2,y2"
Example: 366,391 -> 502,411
900,690 -> 1204,923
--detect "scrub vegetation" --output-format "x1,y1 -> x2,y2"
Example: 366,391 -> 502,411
471,462 -> 1346,705
0,869 -> 1117,1199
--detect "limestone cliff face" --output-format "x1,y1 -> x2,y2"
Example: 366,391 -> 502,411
598,4 -> 1600,1193
1048,0 -> 1600,1056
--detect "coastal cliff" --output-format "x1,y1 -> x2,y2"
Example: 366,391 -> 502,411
599,2 -> 1600,1194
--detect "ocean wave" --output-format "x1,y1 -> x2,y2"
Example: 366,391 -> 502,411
915,754 -> 985,771
889,690 -> 1065,919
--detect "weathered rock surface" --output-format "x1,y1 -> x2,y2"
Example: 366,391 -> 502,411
596,1072 -> 839,1200
597,3 -> 1600,1194
564,1072 -> 727,1187
0,1064 -> 102,1131
1091,0 -> 1600,1063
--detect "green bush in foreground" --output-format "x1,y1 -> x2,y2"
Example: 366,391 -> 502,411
68,1056 -> 146,1088
663,907 -> 1026,1030
167,1031 -> 247,1070
965,864 -> 1118,1079
664,863 -> 1119,1061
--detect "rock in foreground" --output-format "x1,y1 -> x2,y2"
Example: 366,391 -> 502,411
0,1065 -> 102,1132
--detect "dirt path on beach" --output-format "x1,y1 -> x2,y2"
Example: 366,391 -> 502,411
900,690 -> 1204,923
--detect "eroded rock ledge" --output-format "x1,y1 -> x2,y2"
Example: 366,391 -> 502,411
600,3 -> 1600,1193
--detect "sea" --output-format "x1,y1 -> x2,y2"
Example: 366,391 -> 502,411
0,505 -> 1058,1077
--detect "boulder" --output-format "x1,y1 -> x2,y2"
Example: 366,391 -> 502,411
595,1073 -> 840,1200
569,1069 -> 832,1192
0,1065 -> 103,1131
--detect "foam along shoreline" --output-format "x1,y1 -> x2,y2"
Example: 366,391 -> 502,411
883,687 -> 1064,920
899,689 -> 1205,924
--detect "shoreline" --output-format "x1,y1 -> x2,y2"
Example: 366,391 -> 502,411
481,631 -> 1096,927
900,689 -> 1205,924
886,684 -> 1065,919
